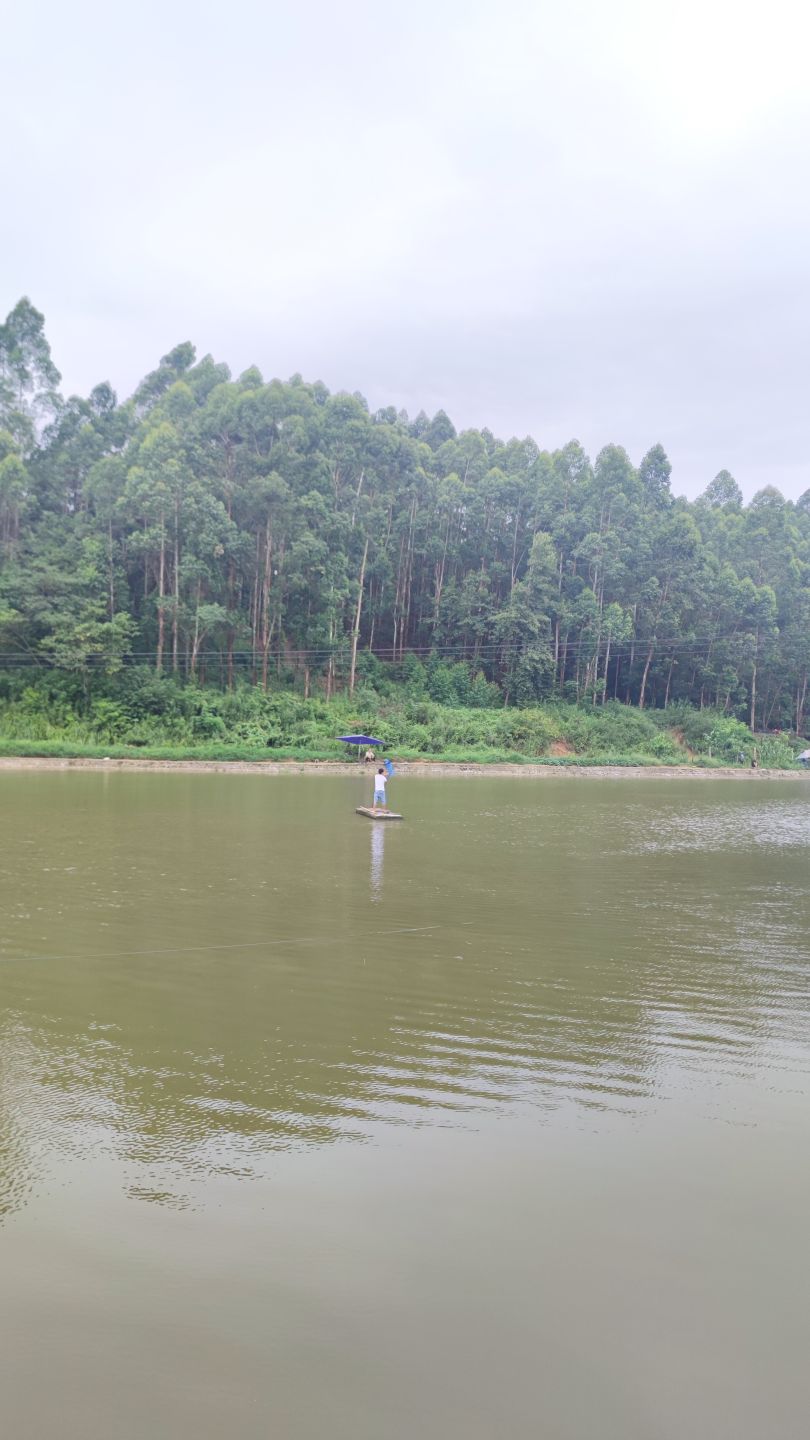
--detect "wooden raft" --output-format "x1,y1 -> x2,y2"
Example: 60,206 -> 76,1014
356,807 -> 403,821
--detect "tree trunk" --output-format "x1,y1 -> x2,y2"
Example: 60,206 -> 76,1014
639,642 -> 654,710
156,511 -> 165,674
350,470 -> 365,529
553,619 -> 560,688
764,687 -> 779,730
107,519 -> 115,619
349,535 -> 369,695
392,530 -> 406,659
326,614 -> 335,699
250,529 -> 261,684
796,673 -> 807,735
172,500 -> 180,674
601,631 -> 612,705
626,603 -> 637,704
261,521 -> 272,691
432,518 -> 451,635
510,507 -> 521,589
367,583 -> 377,654
400,497 -> 416,659
591,619 -> 603,705
664,657 -> 675,708
190,579 -> 202,678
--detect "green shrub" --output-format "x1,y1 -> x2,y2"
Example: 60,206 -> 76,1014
0,676 -> 778,767
704,715 -> 753,761
756,736 -> 798,769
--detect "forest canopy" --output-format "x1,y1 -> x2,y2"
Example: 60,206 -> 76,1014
1,297 -> 809,735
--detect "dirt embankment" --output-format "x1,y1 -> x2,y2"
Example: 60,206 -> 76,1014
0,757 -> 805,780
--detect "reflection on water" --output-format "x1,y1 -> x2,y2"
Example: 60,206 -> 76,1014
1,775 -> 810,1440
370,819 -> 385,901
1,775 -> 808,1218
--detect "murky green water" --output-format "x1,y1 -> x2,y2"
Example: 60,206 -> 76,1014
1,772 -> 809,1439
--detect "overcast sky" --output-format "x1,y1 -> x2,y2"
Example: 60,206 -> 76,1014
3,0 -> 809,499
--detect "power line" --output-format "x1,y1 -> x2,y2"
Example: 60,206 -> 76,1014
0,633 -> 762,666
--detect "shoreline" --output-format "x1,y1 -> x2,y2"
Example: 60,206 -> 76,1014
0,756 -> 805,780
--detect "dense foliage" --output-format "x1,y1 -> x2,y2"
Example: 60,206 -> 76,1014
0,676 -> 799,768
1,298 -> 809,739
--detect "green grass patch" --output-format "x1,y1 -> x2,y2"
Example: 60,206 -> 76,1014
0,738 -> 733,767
0,738 -> 336,763
0,681 -> 803,768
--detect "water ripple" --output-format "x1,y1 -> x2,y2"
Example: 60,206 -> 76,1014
1,777 -> 809,1217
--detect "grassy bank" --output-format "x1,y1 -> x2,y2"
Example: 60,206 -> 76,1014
0,679 -> 803,768
0,737 -> 731,766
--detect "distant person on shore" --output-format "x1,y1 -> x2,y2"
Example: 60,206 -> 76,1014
373,766 -> 388,813
364,748 -> 375,763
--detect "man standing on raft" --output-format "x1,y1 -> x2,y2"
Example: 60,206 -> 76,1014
372,766 -> 388,814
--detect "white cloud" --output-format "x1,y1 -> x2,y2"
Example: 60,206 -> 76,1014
2,0 -> 809,497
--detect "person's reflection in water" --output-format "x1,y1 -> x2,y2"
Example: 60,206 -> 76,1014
370,821 -> 385,902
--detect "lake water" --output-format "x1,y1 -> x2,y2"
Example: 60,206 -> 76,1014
1,772 -> 809,1439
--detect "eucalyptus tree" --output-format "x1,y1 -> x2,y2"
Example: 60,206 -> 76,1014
1,296 -> 809,732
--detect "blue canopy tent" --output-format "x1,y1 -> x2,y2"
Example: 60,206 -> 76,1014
338,734 -> 384,762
